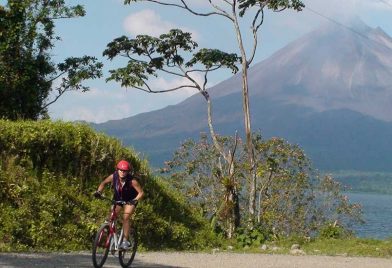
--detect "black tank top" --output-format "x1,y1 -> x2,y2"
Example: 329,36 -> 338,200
112,171 -> 138,201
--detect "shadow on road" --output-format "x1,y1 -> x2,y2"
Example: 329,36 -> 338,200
0,253 -> 186,268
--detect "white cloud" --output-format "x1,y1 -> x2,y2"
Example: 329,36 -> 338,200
150,76 -> 200,97
60,104 -> 132,123
49,76 -> 205,123
48,87 -> 134,123
123,9 -> 173,36
123,9 -> 199,39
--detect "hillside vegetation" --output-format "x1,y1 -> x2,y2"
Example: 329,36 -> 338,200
0,120 -> 216,251
331,170 -> 392,194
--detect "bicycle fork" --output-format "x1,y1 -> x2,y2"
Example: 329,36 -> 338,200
109,228 -> 124,255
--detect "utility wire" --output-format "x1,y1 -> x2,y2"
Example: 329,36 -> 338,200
378,0 -> 392,8
305,7 -> 371,40
304,5 -> 392,51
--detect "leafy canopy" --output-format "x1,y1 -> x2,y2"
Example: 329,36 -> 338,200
104,29 -> 239,90
0,0 -> 103,120
238,0 -> 304,16
164,134 -> 362,237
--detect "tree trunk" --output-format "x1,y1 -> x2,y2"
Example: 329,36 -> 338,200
206,93 -> 240,237
233,8 -> 256,224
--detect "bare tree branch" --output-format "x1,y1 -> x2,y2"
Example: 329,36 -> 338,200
134,83 -> 197,93
42,86 -> 69,109
136,0 -> 229,18
248,7 -> 265,65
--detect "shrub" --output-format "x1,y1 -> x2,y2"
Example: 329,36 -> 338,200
319,222 -> 349,239
0,120 -> 215,251
235,225 -> 270,248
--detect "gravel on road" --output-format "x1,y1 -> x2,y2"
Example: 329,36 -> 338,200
1,252 -> 392,268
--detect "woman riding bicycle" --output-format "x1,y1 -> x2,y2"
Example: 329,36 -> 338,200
94,160 -> 144,250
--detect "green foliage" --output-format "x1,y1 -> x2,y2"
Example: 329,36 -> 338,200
235,225 -> 270,248
164,133 -> 362,241
251,134 -> 363,238
163,134 -> 243,237
0,120 -> 136,183
0,120 -> 216,252
104,29 -> 239,90
134,176 -> 219,250
238,0 -> 304,16
316,175 -> 364,232
300,238 -> 392,257
319,222 -> 349,239
253,236 -> 392,257
0,163 -> 93,251
253,135 -> 315,236
186,48 -> 239,73
0,0 -> 102,120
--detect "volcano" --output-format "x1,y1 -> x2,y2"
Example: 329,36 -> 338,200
93,19 -> 392,171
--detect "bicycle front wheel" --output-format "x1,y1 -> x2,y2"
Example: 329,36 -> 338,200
119,227 -> 138,268
92,224 -> 111,268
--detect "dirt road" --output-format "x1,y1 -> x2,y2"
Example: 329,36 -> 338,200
1,252 -> 392,268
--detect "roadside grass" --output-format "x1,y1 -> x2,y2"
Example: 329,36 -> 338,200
221,237 -> 392,258
258,238 -> 392,258
301,238 -> 392,257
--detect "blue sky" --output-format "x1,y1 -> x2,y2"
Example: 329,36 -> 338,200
33,0 -> 392,123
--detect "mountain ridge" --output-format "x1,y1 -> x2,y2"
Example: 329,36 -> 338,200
92,19 -> 392,171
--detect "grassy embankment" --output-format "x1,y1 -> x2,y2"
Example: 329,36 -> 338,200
0,120 -> 217,252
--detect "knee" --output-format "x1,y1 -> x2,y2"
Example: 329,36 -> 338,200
123,212 -> 132,221
123,205 -> 134,221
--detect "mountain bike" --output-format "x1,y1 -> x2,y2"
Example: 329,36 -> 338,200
92,196 -> 138,268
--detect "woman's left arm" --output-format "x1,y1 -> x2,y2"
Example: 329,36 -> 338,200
132,179 -> 144,201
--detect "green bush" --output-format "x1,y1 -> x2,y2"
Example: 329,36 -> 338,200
235,225 -> 270,248
319,222 -> 348,239
0,120 -> 215,252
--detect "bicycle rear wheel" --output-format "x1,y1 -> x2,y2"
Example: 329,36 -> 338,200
92,224 -> 111,268
119,227 -> 138,268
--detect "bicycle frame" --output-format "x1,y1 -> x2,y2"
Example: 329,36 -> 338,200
107,202 -> 125,254
93,196 -> 138,268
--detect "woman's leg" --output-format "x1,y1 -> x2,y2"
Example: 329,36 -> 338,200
122,204 -> 136,241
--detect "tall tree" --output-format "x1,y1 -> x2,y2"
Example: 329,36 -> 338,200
103,29 -> 240,172
124,0 -> 304,223
163,134 -> 243,237
0,0 -> 103,120
104,30 -> 242,236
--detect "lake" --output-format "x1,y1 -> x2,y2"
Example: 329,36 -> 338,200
347,192 -> 392,239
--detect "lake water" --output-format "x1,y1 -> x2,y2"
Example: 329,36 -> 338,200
347,192 -> 392,239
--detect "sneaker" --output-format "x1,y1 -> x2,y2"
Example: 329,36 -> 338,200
120,240 -> 130,250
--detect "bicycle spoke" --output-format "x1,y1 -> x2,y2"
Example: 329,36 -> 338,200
119,228 -> 138,268
92,224 -> 111,268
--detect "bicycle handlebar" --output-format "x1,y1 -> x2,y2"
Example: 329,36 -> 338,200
95,195 -> 130,206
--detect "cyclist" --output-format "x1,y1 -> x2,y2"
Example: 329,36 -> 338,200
94,160 -> 144,249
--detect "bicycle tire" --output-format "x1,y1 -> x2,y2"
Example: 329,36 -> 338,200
119,227 -> 138,268
92,224 -> 111,268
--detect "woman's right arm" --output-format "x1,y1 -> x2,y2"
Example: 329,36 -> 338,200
97,174 -> 114,194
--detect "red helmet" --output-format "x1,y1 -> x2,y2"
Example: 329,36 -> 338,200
116,160 -> 131,171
